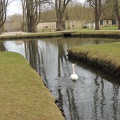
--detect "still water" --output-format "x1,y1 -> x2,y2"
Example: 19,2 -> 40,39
1,38 -> 120,120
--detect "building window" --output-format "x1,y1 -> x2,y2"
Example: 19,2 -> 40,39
45,26 -> 48,28
72,25 -> 75,28
106,21 -> 108,24
112,20 -> 116,25
100,20 -> 103,25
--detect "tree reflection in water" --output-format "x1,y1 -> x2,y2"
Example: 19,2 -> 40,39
0,42 -> 6,51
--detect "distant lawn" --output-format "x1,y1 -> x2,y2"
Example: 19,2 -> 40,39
69,42 -> 120,67
100,26 -> 118,30
70,26 -> 118,31
0,52 -> 64,120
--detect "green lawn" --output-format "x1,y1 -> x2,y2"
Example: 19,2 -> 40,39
0,52 -> 64,120
68,26 -> 119,34
100,26 -> 118,30
68,42 -> 120,68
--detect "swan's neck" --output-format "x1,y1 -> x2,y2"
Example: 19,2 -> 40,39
72,65 -> 75,74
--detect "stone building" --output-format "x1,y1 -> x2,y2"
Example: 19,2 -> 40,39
99,19 -> 117,27
37,20 -> 86,31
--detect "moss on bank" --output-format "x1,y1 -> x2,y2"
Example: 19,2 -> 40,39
68,42 -> 120,77
0,52 -> 64,120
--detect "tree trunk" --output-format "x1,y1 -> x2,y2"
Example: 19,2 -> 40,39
0,27 -> 2,34
95,0 -> 99,30
56,11 -> 65,31
118,19 -> 120,30
30,15 -> 34,32
114,0 -> 120,30
21,0 -> 27,31
25,0 -> 40,32
95,19 -> 99,30
55,0 -> 71,31
88,0 -> 101,30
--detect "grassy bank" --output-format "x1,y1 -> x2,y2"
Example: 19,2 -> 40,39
0,52 -> 64,120
0,32 -> 62,40
68,42 -> 120,77
72,30 -> 120,38
1,30 -> 120,40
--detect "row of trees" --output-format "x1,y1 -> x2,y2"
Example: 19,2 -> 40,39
41,0 -> 120,30
1,0 -> 120,34
40,2 -> 93,25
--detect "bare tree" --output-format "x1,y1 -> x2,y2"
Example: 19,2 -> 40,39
21,0 -> 27,31
66,1 -> 94,22
55,0 -> 72,31
102,0 -> 115,19
87,0 -> 102,30
0,0 -> 9,33
21,0 -> 50,32
40,4 -> 56,22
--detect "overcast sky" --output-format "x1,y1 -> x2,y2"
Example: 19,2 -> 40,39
7,0 -> 85,16
7,1 -> 22,15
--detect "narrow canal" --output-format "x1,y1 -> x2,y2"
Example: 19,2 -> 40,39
0,38 -> 120,120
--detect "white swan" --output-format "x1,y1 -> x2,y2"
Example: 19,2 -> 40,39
70,64 -> 78,80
